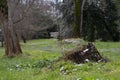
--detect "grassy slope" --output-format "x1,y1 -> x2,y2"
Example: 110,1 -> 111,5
0,39 -> 120,80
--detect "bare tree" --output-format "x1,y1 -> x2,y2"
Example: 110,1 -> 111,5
16,0 -> 55,39
0,0 -> 55,57
0,0 -> 34,57
1,0 -> 22,57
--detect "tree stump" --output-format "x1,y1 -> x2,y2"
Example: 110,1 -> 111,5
64,42 -> 107,63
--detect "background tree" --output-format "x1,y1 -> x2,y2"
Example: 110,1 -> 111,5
57,0 -> 83,38
56,0 -> 74,38
73,0 -> 81,37
58,0 -> 119,41
0,0 -> 35,57
83,0 -> 119,41
15,0 -> 55,39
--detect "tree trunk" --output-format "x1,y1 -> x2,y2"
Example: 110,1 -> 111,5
73,0 -> 86,37
2,0 -> 22,57
80,0 -> 86,37
73,0 -> 81,38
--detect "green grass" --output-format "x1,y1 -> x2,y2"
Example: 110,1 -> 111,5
0,39 -> 120,80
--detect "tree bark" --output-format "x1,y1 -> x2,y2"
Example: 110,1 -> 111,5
1,0 -> 22,57
73,0 -> 81,38
80,0 -> 86,37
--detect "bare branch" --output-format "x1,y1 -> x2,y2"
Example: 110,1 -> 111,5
12,0 -> 21,18
13,0 -> 35,24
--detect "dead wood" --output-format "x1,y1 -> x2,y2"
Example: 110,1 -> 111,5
64,42 -> 107,64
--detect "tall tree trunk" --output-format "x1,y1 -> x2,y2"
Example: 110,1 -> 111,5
2,0 -> 22,57
73,0 -> 86,37
80,0 -> 86,37
73,0 -> 81,38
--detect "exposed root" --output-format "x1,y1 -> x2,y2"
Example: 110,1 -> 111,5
64,42 -> 107,64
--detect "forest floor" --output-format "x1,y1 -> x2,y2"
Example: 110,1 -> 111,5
0,39 -> 120,80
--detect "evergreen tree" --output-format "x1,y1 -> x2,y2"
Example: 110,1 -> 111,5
83,0 -> 119,41
57,0 -> 120,41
